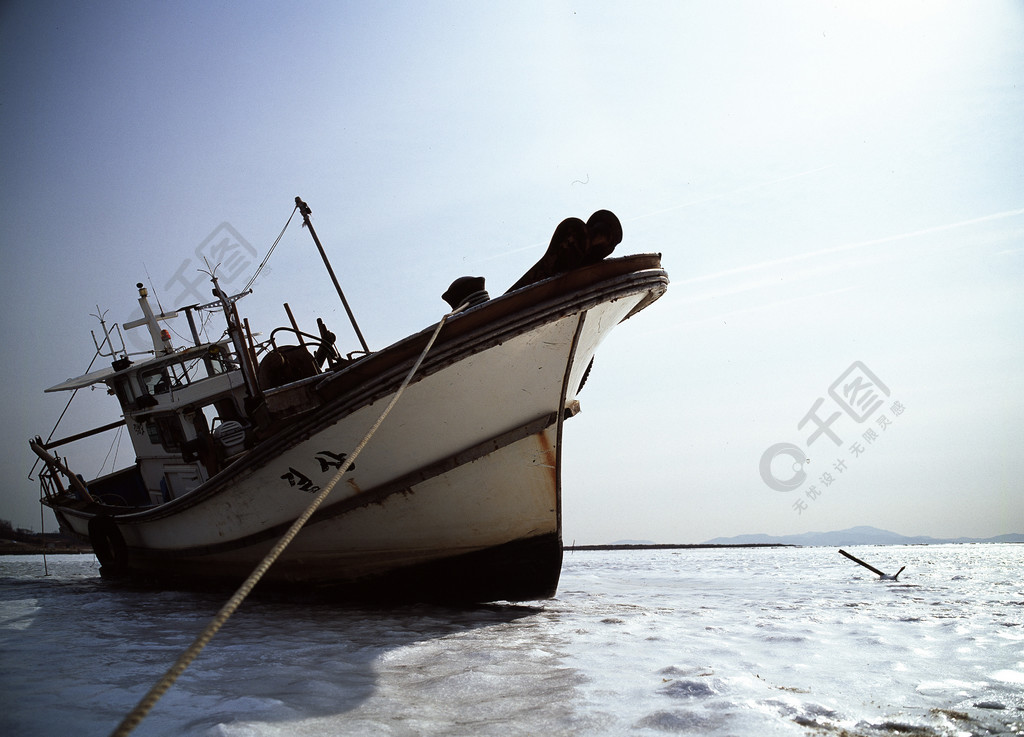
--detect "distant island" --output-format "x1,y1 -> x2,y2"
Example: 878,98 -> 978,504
702,525 -> 1024,547
0,525 -> 89,554
566,525 -> 1024,551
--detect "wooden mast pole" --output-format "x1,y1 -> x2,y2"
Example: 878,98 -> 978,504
294,197 -> 370,354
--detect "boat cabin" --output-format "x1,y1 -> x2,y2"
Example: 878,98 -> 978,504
39,279 -> 342,510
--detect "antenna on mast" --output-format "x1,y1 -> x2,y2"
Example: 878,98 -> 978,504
90,306 -> 135,363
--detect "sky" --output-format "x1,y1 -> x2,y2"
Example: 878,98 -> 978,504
1,0 -> 1021,544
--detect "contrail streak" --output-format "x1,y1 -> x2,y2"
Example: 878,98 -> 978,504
678,206 -> 1024,286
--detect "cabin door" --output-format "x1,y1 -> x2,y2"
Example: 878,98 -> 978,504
163,464 -> 204,500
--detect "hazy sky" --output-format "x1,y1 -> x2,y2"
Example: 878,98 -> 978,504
1,1 -> 1021,543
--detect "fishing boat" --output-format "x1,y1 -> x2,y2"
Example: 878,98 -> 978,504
29,200 -> 668,603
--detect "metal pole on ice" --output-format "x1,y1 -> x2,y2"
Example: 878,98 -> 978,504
838,549 -> 905,581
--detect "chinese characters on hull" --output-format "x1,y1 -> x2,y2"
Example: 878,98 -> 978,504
280,451 -> 356,494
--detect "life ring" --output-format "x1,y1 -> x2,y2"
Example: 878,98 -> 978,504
88,516 -> 129,576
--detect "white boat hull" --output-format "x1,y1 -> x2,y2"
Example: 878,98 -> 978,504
44,254 -> 668,602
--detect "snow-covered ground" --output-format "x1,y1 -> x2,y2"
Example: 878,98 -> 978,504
2,544 -> 1021,736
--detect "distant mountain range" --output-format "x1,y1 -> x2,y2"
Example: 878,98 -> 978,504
703,525 -> 1024,547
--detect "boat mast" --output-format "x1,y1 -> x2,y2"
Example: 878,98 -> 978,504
295,196 -> 370,354
122,283 -> 177,355
210,273 -> 261,400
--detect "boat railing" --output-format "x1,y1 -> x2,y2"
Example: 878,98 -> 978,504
37,463 -> 66,503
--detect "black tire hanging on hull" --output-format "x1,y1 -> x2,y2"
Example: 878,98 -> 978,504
88,516 -> 129,577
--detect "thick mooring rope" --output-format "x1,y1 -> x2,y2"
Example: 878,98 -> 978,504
110,304 -> 464,737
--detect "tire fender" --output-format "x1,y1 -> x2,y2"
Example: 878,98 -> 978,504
88,516 -> 129,575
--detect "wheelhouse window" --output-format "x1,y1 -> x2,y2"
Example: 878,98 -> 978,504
142,368 -> 174,395
205,346 -> 234,375
146,415 -> 184,451
113,378 -> 136,406
139,346 -> 236,396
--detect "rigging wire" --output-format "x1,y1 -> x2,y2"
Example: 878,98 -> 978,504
242,204 -> 299,294
99,425 -> 125,477
39,496 -> 49,577
143,263 -> 168,316
27,350 -> 102,481
112,424 -> 124,472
